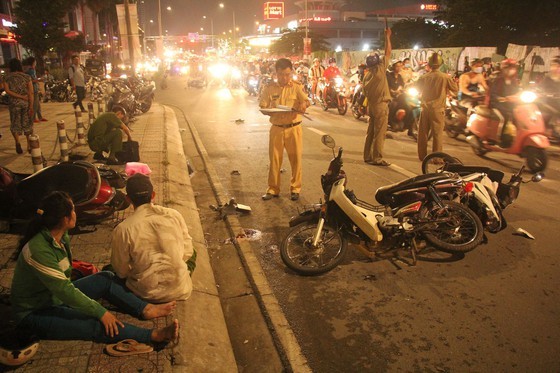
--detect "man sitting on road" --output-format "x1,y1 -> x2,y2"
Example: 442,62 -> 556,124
110,173 -> 197,303
87,106 -> 132,165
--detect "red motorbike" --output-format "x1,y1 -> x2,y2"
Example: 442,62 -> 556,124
465,91 -> 549,172
0,161 -> 129,232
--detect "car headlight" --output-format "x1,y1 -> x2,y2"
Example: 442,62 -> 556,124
520,91 -> 536,103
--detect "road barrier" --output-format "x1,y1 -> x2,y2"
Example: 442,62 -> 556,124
29,135 -> 43,172
57,120 -> 69,162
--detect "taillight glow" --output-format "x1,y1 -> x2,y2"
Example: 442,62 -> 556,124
464,182 -> 474,193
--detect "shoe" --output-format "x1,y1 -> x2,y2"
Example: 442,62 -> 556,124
33,119 -> 39,123
106,157 -> 125,165
290,193 -> 300,201
408,132 -> 418,140
15,142 -> 23,154
261,193 -> 279,200
368,160 -> 391,166
93,152 -> 106,161
40,118 -> 48,122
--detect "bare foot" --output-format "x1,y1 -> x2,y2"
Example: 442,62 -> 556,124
142,301 -> 177,320
151,319 -> 180,343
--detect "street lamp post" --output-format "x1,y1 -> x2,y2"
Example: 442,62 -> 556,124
220,3 -> 236,55
203,15 -> 215,48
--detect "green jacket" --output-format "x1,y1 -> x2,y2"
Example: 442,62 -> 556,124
87,112 -> 122,143
10,229 -> 107,323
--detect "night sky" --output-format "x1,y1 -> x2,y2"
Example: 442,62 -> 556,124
145,0 -> 424,37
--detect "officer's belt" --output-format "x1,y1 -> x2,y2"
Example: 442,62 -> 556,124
274,122 -> 301,128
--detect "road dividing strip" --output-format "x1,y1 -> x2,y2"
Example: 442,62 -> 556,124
389,163 -> 417,178
306,127 -> 327,137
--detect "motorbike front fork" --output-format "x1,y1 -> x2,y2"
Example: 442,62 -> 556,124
312,217 -> 326,247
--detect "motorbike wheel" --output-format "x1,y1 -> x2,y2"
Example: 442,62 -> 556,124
420,201 -> 483,254
524,146 -> 547,173
55,91 -> 67,102
445,117 -> 460,138
139,98 -> 153,113
321,100 -> 329,111
421,152 -> 463,174
280,222 -> 347,275
468,135 -> 488,156
352,106 -> 362,119
337,98 -> 348,115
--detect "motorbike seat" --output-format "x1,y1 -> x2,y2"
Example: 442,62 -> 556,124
475,105 -> 500,121
443,164 -> 504,184
375,173 -> 453,205
17,162 -> 99,207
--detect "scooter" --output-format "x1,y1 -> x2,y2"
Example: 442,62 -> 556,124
280,136 -> 483,276
317,77 -> 348,115
445,96 -> 484,138
536,92 -> 560,145
422,152 -> 544,233
0,161 -> 129,232
466,91 -> 549,172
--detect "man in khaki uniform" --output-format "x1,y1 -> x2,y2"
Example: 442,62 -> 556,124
362,28 -> 393,166
416,54 -> 458,161
260,58 -> 310,201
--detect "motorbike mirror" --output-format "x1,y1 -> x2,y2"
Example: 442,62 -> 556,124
531,173 -> 544,182
321,135 -> 336,149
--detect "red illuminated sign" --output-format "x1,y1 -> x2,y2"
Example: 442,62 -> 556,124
420,4 -> 438,10
299,16 -> 332,22
264,2 -> 284,20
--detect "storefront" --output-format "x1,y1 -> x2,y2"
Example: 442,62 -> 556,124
0,14 -> 20,65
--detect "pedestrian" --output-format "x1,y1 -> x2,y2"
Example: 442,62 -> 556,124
87,106 -> 132,165
3,58 -> 34,155
259,58 -> 310,201
10,191 -> 179,345
362,27 -> 393,166
69,55 -> 86,112
111,173 -> 197,303
24,57 -> 47,123
415,54 -> 458,161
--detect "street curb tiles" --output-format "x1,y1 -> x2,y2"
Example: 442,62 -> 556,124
176,106 -> 312,373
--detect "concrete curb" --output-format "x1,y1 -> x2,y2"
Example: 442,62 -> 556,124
161,106 -> 237,372
178,108 -> 311,372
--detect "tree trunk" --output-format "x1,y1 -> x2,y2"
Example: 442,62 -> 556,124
92,12 -> 99,45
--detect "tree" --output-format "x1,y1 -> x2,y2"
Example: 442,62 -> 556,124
391,18 -> 445,49
269,29 -> 330,57
13,0 -> 81,71
435,0 -> 560,53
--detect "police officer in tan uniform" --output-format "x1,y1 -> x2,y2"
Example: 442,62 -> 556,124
260,58 -> 310,201
362,27 -> 392,166
416,54 -> 458,161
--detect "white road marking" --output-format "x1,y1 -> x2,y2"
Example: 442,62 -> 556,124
388,163 -> 417,178
306,127 -> 327,136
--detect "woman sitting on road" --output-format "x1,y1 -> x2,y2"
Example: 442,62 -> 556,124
10,191 -> 179,344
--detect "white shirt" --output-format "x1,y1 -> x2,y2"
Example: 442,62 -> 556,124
111,204 -> 194,302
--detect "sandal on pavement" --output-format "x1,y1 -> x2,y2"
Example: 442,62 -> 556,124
105,339 -> 153,357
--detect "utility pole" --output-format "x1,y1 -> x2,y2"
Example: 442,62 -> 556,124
123,0 -> 135,71
232,11 -> 236,55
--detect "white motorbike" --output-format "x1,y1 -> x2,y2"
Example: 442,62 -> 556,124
281,136 -> 484,275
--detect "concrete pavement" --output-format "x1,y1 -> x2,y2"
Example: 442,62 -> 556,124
0,101 -> 237,372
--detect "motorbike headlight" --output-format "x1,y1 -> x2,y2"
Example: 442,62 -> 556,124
249,78 -> 258,86
407,87 -> 419,97
293,74 -> 298,81
520,91 -> 536,103
232,69 -> 242,79
335,77 -> 344,86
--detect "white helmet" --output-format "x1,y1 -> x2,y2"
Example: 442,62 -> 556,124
0,333 -> 39,367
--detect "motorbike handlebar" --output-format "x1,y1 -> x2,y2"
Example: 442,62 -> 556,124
337,147 -> 343,159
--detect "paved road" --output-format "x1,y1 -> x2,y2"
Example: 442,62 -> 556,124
158,75 -> 560,372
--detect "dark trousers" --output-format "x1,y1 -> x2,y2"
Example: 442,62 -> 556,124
73,86 -> 86,111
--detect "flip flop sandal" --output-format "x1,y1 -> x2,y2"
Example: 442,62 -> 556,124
105,339 -> 153,357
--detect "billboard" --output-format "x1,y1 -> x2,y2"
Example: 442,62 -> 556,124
264,2 -> 284,20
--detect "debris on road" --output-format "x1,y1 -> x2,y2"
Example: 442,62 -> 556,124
210,198 -> 252,219
231,170 -> 241,176
236,228 -> 262,241
513,228 -> 535,240
280,168 -> 287,173
234,119 -> 245,124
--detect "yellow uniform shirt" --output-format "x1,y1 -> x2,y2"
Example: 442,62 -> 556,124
259,80 -> 309,125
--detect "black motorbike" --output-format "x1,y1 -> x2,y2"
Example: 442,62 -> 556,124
45,79 -> 75,103
0,161 -> 129,232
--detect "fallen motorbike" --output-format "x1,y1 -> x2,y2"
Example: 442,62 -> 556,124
466,91 -> 549,172
280,136 -> 483,275
317,77 -> 348,115
0,161 -> 129,232
422,152 -> 543,233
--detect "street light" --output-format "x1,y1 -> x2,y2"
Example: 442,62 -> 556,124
219,3 -> 236,54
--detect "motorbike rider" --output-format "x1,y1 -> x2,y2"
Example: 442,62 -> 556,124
488,59 -> 521,146
539,55 -> 560,94
322,57 -> 342,102
308,58 -> 325,103
415,53 -> 458,161
387,60 -> 415,138
400,57 -> 414,84
459,58 -> 488,108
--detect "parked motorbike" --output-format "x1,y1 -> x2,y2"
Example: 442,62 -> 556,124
317,77 -> 348,115
0,161 -> 129,232
128,76 -> 155,113
422,152 -> 543,233
45,79 -> 75,103
280,136 -> 483,275
466,91 -> 549,172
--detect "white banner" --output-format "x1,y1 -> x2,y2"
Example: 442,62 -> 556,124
115,4 -> 142,62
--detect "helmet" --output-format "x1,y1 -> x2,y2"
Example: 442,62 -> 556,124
428,54 -> 443,68
328,57 -> 336,64
500,58 -> 518,69
366,54 -> 380,68
0,332 -> 39,367
313,58 -> 320,63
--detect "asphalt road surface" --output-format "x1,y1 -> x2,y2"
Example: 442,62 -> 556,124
158,75 -> 560,372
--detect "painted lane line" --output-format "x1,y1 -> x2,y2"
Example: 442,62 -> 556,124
388,163 -> 417,178
306,127 -> 327,136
